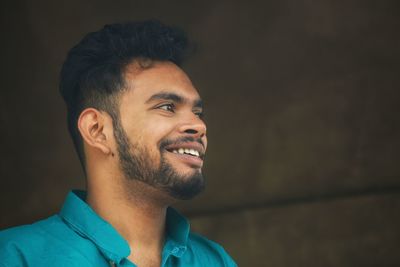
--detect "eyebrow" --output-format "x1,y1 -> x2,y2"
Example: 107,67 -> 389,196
146,92 -> 203,108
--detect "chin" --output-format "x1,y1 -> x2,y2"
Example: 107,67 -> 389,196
165,170 -> 205,200
176,167 -> 202,180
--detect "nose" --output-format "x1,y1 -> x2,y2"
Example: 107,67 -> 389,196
178,116 -> 207,139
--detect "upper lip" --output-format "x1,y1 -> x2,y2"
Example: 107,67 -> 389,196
164,142 -> 206,159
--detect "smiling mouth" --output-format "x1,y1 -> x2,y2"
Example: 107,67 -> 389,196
164,143 -> 205,159
171,148 -> 201,157
164,143 -> 205,168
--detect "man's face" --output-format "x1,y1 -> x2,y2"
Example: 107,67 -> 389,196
113,61 -> 207,200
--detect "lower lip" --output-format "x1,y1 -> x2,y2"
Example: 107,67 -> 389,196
166,151 -> 203,168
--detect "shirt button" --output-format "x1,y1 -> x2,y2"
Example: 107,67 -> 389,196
171,247 -> 179,254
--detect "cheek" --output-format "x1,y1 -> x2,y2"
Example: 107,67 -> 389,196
123,114 -> 177,149
136,120 -> 175,154
143,118 -> 176,136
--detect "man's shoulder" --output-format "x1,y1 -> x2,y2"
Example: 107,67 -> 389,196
0,216 -> 74,266
0,216 -> 59,244
187,232 -> 237,266
0,216 -> 103,267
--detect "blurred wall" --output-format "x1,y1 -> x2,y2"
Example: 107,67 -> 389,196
1,0 -> 399,266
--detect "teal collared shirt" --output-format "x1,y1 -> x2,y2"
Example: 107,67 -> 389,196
0,191 -> 236,267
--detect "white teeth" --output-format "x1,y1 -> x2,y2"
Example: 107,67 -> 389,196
172,148 -> 200,157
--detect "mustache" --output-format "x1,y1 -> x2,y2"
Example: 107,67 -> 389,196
160,136 -> 205,150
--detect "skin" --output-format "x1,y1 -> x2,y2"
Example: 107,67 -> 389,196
77,61 -> 207,267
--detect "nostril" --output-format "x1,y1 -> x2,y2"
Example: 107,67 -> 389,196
185,129 -> 198,134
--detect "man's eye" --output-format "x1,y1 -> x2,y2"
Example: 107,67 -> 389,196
158,103 -> 175,112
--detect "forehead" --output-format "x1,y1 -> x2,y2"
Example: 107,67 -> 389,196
123,61 -> 201,102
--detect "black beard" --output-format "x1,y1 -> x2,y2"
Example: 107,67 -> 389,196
112,116 -> 205,200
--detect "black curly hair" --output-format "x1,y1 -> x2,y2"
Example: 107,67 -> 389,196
59,20 -> 191,169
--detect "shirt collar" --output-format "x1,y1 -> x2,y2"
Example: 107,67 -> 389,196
59,190 -> 190,263
166,206 -> 190,247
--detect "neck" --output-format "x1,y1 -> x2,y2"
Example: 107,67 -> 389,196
86,174 -> 171,263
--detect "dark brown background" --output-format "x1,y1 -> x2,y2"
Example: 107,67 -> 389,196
1,1 -> 399,266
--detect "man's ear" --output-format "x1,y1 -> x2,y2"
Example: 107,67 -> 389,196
78,108 -> 112,155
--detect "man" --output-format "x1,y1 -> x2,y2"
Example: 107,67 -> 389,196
0,20 -> 237,267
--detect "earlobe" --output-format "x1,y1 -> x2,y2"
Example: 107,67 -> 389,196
78,108 -> 112,155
